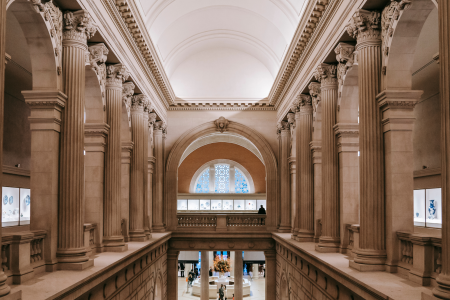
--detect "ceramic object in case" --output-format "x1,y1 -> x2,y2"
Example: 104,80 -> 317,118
9,196 -> 13,205
3,195 -> 7,205
428,199 -> 437,220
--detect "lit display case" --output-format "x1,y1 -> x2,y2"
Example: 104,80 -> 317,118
245,200 -> 256,210
200,199 -> 210,210
211,200 -> 222,210
188,199 -> 199,210
19,188 -> 31,225
2,187 -> 20,227
177,199 -> 188,210
234,200 -> 244,210
257,200 -> 266,210
414,188 -> 442,228
222,200 -> 233,210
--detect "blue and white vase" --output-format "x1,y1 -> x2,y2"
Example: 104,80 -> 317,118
415,212 -> 419,218
428,199 -> 437,220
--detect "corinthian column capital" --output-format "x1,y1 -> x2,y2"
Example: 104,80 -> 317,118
122,81 -> 135,110
308,82 -> 322,113
63,10 -> 97,46
335,43 -> 355,84
148,112 -> 157,128
290,96 -> 301,113
153,120 -> 166,132
287,113 -> 296,129
143,97 -> 153,113
299,94 -> 313,115
314,63 -> 338,89
106,64 -> 130,88
347,9 -> 382,48
277,121 -> 290,136
131,94 -> 146,112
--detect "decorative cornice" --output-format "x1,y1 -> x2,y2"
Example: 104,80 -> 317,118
347,9 -> 381,48
106,63 -> 130,88
168,103 -> 275,111
62,10 -> 97,45
114,0 -> 175,107
268,0 -> 331,106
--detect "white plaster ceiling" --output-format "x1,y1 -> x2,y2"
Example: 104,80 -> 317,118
137,0 -> 307,103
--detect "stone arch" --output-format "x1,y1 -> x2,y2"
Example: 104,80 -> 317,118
85,66 -> 106,124
383,0 -> 436,90
189,159 -> 256,193
8,0 -> 61,90
166,119 -> 278,231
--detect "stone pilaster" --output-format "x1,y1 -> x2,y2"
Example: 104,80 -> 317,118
234,251 -> 243,300
129,94 -> 146,241
167,249 -> 179,300
434,1 -> 450,297
264,250 -> 276,300
57,10 -> 97,269
311,141 -> 322,242
103,63 -> 130,251
291,100 -> 301,240
201,250 -> 209,300
297,94 -> 314,242
142,100 -> 151,239
287,113 -> 297,232
312,66 -> 340,252
121,141 -> 133,242
23,91 -> 67,272
84,123 -> 109,254
278,121 -> 291,232
347,9 -> 386,271
147,113 -> 156,239
152,121 -> 166,232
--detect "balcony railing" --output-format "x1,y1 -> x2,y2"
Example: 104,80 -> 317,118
177,213 -> 266,231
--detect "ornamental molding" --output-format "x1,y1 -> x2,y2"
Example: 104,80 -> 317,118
214,117 -> 229,133
308,82 -> 321,114
381,0 -> 412,58
277,121 -> 290,135
148,112 -> 157,128
268,0 -> 332,107
106,63 -> 130,88
113,0 -> 175,107
62,10 -> 97,44
153,120 -> 166,133
131,94 -> 146,111
122,81 -> 135,124
87,43 -> 108,99
121,141 -> 134,151
84,123 -> 110,137
168,103 -> 275,111
335,43 -> 355,84
287,113 -> 296,129
346,9 -> 381,47
333,123 -> 359,137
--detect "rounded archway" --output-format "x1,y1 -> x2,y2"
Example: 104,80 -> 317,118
166,119 -> 277,230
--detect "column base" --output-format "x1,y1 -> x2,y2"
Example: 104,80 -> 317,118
104,244 -> 129,252
152,225 -> 165,233
129,230 -> 147,241
315,236 -> 340,253
278,225 -> 291,233
58,259 -> 94,270
349,260 -> 385,272
295,230 -> 314,242
433,274 -> 450,299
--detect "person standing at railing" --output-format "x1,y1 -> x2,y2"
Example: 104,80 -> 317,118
258,205 -> 266,225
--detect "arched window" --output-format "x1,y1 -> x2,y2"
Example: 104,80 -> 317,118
190,160 -> 254,193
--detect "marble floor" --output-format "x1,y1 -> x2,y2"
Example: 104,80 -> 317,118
178,276 -> 265,300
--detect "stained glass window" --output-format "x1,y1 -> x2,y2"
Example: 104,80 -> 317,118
195,169 -> 209,193
214,164 -> 230,193
235,168 -> 249,193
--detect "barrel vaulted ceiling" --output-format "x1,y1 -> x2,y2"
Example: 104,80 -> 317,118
136,0 -> 308,104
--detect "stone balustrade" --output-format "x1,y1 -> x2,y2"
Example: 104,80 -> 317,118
176,214 -> 266,232
0,230 -> 46,284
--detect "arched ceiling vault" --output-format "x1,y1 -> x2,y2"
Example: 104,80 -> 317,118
137,0 -> 308,103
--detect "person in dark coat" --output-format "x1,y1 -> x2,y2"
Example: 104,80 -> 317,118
209,267 -> 213,276
180,263 -> 185,277
194,267 -> 199,278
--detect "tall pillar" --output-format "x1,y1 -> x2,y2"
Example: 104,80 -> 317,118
201,251 -> 209,300
278,121 -> 291,232
313,64 -> 340,252
57,10 -> 97,269
129,94 -> 146,241
167,250 -> 179,300
234,251 -> 243,300
347,9 -> 386,270
291,103 -> 301,239
287,113 -> 297,232
252,264 -> 260,279
264,250 -> 276,300
147,113 -> 156,238
142,101 -> 151,239
230,251 -> 235,277
152,121 -> 165,232
0,0 -> 11,294
24,91 -> 66,272
297,94 -> 314,242
434,1 -> 450,298
103,64 -> 129,251
121,141 -> 133,242
311,141 -> 322,242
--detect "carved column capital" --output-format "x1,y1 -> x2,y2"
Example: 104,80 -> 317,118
287,113 -> 296,128
143,97 -> 153,114
87,43 -> 108,92
290,96 -> 301,113
122,82 -> 135,119
153,120 -> 166,131
148,112 -> 157,128
62,10 -> 97,47
335,43 -> 355,84
106,63 -> 130,88
277,121 -> 290,135
131,94 -> 145,112
308,82 -> 321,113
347,9 -> 382,48
314,63 -> 338,89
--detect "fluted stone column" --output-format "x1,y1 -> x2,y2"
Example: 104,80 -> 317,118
434,1 -> 450,298
121,141 -> 133,242
0,0 -> 10,294
152,121 -> 165,232
313,64 -> 340,252
296,95 -> 314,242
129,94 -> 146,241
103,64 -> 129,251
147,113 -> 156,239
142,100 -> 151,239
234,251 -> 243,300
57,10 -> 96,269
292,104 -> 301,239
264,250 -> 276,300
287,113 -> 297,232
278,121 -> 291,232
347,9 -> 386,270
201,251 -> 209,300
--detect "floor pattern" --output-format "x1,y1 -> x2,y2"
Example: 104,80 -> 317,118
178,276 -> 265,300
